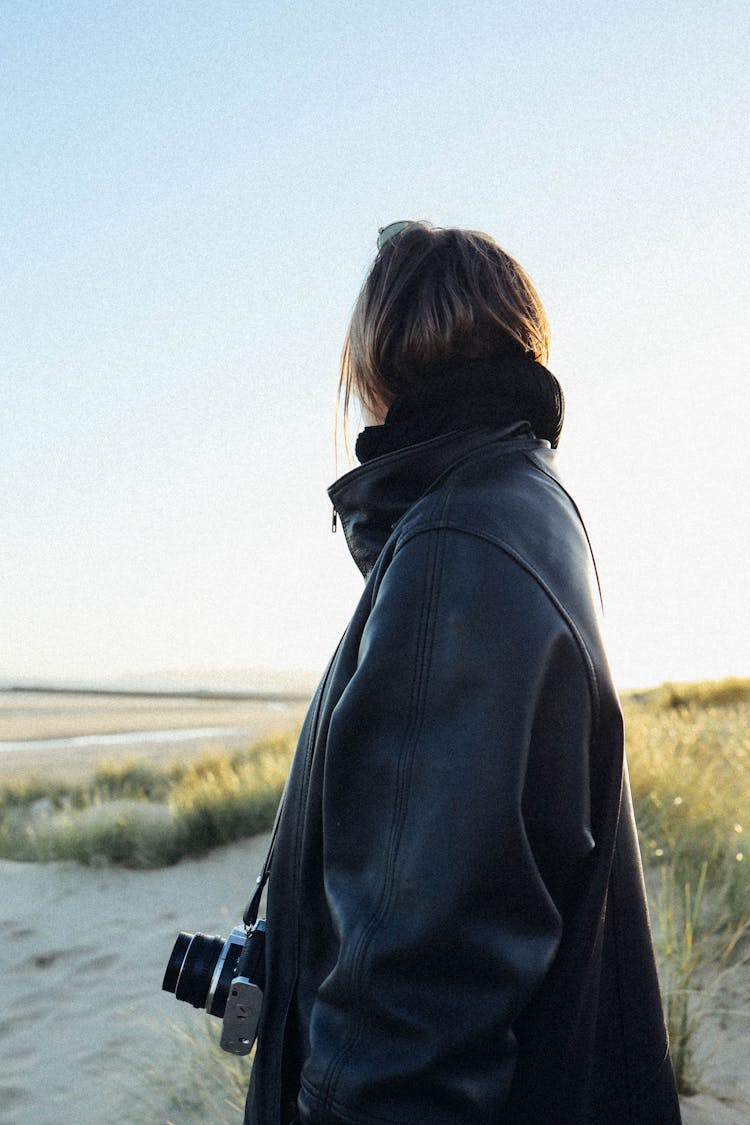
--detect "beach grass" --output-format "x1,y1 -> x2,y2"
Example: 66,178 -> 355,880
0,733 -> 296,868
623,677 -> 750,1092
624,678 -> 750,933
143,1021 -> 249,1124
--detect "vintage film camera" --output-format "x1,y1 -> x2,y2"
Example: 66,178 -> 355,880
162,918 -> 266,1055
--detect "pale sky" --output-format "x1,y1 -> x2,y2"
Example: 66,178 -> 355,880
2,0 -> 748,690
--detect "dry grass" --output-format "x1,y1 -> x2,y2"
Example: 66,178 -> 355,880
624,678 -> 750,931
0,733 -> 296,867
623,677 -> 750,1091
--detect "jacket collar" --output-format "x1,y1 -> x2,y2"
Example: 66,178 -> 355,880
328,423 -> 534,577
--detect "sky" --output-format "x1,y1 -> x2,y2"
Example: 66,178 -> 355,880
2,0 -> 748,690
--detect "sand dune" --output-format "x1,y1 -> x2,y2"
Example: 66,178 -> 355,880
1,836 -> 749,1124
0,837 -> 271,1125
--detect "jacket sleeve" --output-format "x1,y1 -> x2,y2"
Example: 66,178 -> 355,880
297,527 -> 595,1125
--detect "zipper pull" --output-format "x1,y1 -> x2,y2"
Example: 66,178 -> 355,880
331,506 -> 338,533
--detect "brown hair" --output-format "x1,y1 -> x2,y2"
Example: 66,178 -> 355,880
339,221 -> 551,427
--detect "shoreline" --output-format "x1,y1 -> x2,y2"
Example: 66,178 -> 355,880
0,694 -> 308,784
0,690 -> 310,741
0,724 -> 257,753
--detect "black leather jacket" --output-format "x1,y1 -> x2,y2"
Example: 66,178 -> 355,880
245,426 -> 681,1125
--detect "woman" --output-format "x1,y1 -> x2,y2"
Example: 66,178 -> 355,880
245,222 -> 681,1124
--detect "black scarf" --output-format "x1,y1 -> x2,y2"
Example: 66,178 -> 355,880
355,354 -> 564,464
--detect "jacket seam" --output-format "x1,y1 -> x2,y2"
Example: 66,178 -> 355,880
394,522 -> 602,731
522,451 -> 605,610
316,493 -> 450,1114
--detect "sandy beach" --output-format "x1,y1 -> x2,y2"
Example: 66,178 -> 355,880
0,691 -> 305,1122
1,835 -> 749,1125
0,692 -> 309,783
1,693 -> 749,1123
0,837 -> 271,1125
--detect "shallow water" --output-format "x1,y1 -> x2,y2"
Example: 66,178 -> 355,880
0,725 -> 253,754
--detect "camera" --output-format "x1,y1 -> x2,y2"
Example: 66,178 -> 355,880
162,919 -> 266,1055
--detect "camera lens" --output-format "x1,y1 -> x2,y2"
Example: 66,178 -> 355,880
162,928 -> 246,1018
162,932 -> 192,995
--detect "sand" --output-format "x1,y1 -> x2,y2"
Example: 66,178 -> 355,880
2,839 -> 748,1125
0,692 -> 310,783
0,693 -> 303,1123
0,837 -> 271,1125
0,692 -> 311,743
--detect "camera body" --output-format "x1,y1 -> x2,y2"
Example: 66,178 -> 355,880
162,919 -> 266,1055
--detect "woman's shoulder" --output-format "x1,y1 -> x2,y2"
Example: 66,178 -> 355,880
402,438 -> 586,556
393,440 -> 606,669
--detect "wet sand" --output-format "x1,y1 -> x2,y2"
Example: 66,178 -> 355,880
0,692 -> 309,783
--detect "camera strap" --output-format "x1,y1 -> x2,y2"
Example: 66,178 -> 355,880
241,646 -> 341,929
243,781 -> 287,927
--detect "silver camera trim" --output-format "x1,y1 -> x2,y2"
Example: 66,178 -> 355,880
205,926 -> 247,1014
220,976 -> 264,1055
